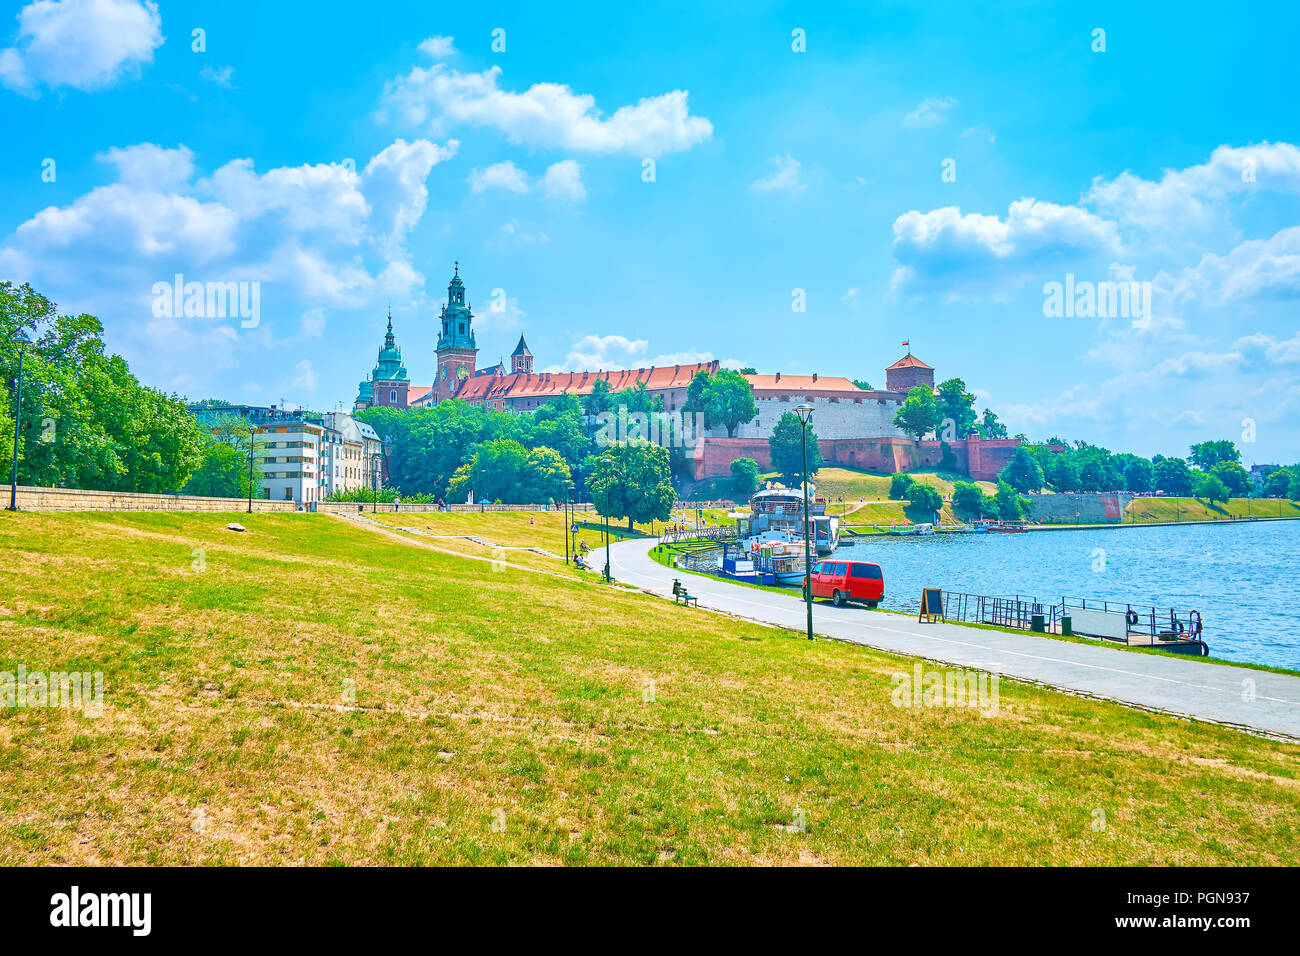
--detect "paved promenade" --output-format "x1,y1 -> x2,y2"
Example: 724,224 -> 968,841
599,538 -> 1300,740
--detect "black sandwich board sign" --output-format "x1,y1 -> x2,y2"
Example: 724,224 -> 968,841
919,588 -> 944,623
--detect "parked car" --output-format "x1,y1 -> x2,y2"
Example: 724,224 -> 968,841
806,559 -> 884,608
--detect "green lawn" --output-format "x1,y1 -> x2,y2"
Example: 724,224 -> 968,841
1,510 -> 1296,865
1126,496 -> 1300,522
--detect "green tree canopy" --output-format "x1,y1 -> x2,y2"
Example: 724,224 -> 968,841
1263,467 -> 1293,498
2,281 -> 205,493
700,369 -> 758,437
730,457 -> 760,498
768,411 -> 822,485
1124,458 -> 1154,493
998,445 -> 1044,493
889,472 -> 914,499
1194,472 -> 1229,504
908,482 -> 943,515
586,442 -> 675,529
1153,455 -> 1194,495
935,378 -> 977,440
1188,440 -> 1240,470
1209,460 -> 1251,497
893,386 -> 941,442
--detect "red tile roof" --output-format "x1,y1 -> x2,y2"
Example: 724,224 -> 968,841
452,361 -> 720,403
744,374 -> 863,394
886,354 -> 933,371
407,386 -> 434,405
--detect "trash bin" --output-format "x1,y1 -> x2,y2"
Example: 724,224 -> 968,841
1061,615 -> 1072,636
1031,613 -> 1046,633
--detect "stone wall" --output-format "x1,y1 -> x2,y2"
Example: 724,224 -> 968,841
3,485 -> 298,513
1025,492 -> 1134,524
714,391 -> 907,441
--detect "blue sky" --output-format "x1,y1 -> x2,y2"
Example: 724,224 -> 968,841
3,0 -> 1299,463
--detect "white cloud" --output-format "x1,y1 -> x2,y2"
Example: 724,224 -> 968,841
542,334 -> 728,372
0,0 -> 163,96
903,96 -> 957,128
540,159 -> 585,202
890,199 -> 1122,296
468,158 -> 586,203
298,307 -> 325,338
199,64 -> 233,87
1162,225 -> 1300,305
378,62 -> 712,156
417,35 -> 456,59
1084,142 -> 1300,247
468,160 -> 530,194
1235,331 -> 1300,365
97,142 -> 196,190
961,125 -> 995,144
750,154 -> 805,194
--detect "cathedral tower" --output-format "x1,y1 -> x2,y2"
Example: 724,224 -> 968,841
435,261 -> 478,401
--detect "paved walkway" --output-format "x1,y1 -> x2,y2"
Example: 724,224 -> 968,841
598,538 -> 1300,740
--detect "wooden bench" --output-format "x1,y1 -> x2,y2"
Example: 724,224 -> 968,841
671,579 -> 699,608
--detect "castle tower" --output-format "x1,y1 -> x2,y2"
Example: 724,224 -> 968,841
510,334 -> 533,375
435,261 -> 478,401
360,308 -> 410,409
885,348 -> 934,394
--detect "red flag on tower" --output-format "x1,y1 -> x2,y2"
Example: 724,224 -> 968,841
902,340 -> 909,348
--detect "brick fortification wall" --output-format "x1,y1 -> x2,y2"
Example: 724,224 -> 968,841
688,435 -> 1025,483
1025,493 -> 1134,524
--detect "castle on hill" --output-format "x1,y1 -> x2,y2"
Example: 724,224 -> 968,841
353,263 -> 1022,481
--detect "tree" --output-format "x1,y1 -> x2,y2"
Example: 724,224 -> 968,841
1,281 -> 206,493
730,457 -> 760,497
1291,472 -> 1300,502
1209,461 -> 1251,497
1263,467 -> 1293,498
587,442 -> 675,530
1153,455 -> 1194,495
1124,458 -> 1154,493
889,472 -> 915,499
738,367 -> 757,376
700,369 -> 758,437
998,445 -> 1044,493
993,480 -> 1025,520
768,411 -> 823,485
582,378 -> 615,418
1189,440 -> 1240,471
938,441 -> 957,472
852,379 -> 872,391
908,482 -> 943,515
520,446 -> 572,503
1048,454 -> 1081,492
182,414 -> 265,498
952,481 -> 984,515
978,408 -> 1008,439
935,378 -> 977,439
447,438 -> 530,503
893,386 -> 941,442
1194,473 -> 1229,504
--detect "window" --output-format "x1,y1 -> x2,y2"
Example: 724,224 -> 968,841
834,563 -> 848,576
390,389 -> 397,402
850,563 -> 883,580
284,489 -> 293,500
811,562 -> 825,575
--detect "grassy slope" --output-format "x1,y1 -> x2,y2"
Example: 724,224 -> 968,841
1,511 -> 1297,865
1126,497 -> 1300,522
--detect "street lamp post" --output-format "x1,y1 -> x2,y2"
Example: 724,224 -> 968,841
563,479 -> 575,565
371,453 -> 381,513
794,403 -> 815,642
600,456 -> 612,583
246,427 -> 256,514
7,331 -> 29,511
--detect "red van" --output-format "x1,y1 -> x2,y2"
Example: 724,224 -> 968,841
806,559 -> 884,608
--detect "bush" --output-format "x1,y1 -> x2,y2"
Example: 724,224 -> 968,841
908,483 -> 943,514
730,457 -> 760,497
889,472 -> 915,500
952,481 -> 983,514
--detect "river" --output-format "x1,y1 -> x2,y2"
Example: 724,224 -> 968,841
827,520 -> 1299,669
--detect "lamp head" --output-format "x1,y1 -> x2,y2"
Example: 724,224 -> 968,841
794,403 -> 814,425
